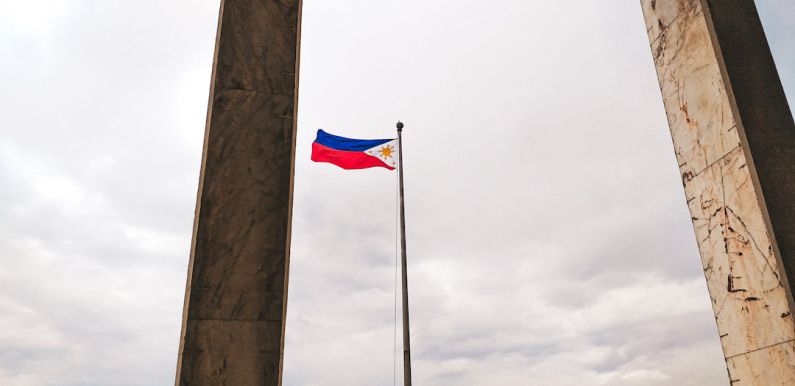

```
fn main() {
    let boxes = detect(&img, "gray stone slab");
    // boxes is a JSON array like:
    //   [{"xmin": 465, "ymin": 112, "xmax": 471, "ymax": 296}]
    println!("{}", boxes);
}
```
[
  {"xmin": 175, "ymin": 0, "xmax": 301, "ymax": 385},
  {"xmin": 179, "ymin": 320, "xmax": 283, "ymax": 385},
  {"xmin": 642, "ymin": 0, "xmax": 795, "ymax": 383}
]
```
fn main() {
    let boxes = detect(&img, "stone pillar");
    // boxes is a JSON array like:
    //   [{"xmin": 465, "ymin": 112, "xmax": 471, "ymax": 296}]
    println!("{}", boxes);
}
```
[
  {"xmin": 175, "ymin": 0, "xmax": 301, "ymax": 385},
  {"xmin": 641, "ymin": 0, "xmax": 795, "ymax": 383}
]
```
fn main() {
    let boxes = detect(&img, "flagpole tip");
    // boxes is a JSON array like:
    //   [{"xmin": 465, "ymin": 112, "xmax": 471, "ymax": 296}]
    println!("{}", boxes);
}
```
[{"xmin": 396, "ymin": 121, "xmax": 404, "ymax": 131}]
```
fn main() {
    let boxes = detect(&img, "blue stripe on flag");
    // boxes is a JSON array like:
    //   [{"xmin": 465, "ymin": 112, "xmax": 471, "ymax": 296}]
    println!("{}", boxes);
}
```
[{"xmin": 314, "ymin": 129, "xmax": 394, "ymax": 151}]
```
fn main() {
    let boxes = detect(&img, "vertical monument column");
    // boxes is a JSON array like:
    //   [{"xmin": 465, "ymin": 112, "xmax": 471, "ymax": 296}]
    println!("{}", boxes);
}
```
[
  {"xmin": 175, "ymin": 0, "xmax": 301, "ymax": 385},
  {"xmin": 641, "ymin": 0, "xmax": 795, "ymax": 383}
]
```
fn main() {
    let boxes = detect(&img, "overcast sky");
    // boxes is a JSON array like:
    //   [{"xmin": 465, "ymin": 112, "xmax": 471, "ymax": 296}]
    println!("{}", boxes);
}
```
[{"xmin": 1, "ymin": 1, "xmax": 793, "ymax": 385}]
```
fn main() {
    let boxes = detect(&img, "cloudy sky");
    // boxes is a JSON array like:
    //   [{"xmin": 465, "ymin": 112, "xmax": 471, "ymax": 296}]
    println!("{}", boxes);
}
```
[{"xmin": 1, "ymin": 1, "xmax": 793, "ymax": 385}]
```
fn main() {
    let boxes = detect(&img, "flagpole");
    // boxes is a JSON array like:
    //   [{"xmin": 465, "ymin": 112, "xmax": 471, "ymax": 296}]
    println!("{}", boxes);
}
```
[{"xmin": 396, "ymin": 121, "xmax": 412, "ymax": 386}]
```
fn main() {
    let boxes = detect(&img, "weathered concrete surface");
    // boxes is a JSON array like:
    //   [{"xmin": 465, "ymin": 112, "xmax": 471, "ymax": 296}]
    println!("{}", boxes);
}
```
[
  {"xmin": 642, "ymin": 0, "xmax": 795, "ymax": 384},
  {"xmin": 175, "ymin": 1, "xmax": 301, "ymax": 385}
]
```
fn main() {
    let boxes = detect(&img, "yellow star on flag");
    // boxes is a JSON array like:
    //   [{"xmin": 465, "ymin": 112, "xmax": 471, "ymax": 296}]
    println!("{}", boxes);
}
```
[{"xmin": 379, "ymin": 145, "xmax": 394, "ymax": 159}]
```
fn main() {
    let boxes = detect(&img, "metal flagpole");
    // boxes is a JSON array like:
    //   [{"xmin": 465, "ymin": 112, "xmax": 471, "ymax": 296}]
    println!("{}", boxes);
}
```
[{"xmin": 396, "ymin": 121, "xmax": 412, "ymax": 386}]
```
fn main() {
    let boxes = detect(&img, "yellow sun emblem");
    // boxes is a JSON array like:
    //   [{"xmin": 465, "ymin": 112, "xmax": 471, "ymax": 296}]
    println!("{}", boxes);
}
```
[{"xmin": 379, "ymin": 145, "xmax": 394, "ymax": 159}]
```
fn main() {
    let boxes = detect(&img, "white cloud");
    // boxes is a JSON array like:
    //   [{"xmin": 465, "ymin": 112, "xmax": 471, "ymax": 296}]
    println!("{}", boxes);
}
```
[{"xmin": 1, "ymin": 0, "xmax": 792, "ymax": 385}]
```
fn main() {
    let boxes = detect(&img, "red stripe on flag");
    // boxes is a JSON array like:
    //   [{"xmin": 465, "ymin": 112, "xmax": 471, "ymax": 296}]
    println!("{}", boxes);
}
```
[{"xmin": 311, "ymin": 142, "xmax": 395, "ymax": 170}]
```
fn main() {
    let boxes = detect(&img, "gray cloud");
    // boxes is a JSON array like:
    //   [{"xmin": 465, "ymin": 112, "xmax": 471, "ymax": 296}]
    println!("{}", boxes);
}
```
[
  {"xmin": 1, "ymin": 0, "xmax": 793, "ymax": 385},
  {"xmin": 0, "ymin": 1, "xmax": 218, "ymax": 385}
]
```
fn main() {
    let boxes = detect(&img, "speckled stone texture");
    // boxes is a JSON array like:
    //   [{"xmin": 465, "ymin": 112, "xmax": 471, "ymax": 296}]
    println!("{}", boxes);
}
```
[
  {"xmin": 642, "ymin": 0, "xmax": 795, "ymax": 384},
  {"xmin": 175, "ymin": 1, "xmax": 301, "ymax": 385}
]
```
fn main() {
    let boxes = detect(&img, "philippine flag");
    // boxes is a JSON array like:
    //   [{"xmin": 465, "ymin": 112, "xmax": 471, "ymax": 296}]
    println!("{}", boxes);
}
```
[{"xmin": 311, "ymin": 129, "xmax": 398, "ymax": 170}]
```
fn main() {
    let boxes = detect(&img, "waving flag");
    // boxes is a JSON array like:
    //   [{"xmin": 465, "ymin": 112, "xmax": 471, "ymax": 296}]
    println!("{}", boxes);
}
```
[
  {"xmin": 310, "ymin": 122, "xmax": 414, "ymax": 383},
  {"xmin": 311, "ymin": 129, "xmax": 398, "ymax": 170}
]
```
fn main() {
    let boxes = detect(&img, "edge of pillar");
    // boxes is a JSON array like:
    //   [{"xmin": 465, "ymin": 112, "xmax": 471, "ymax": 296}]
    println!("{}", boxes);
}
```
[{"xmin": 277, "ymin": 1, "xmax": 302, "ymax": 385}]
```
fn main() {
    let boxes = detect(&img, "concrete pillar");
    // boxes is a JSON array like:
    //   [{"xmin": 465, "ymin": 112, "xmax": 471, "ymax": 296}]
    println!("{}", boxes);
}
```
[
  {"xmin": 641, "ymin": 0, "xmax": 795, "ymax": 383},
  {"xmin": 175, "ymin": 0, "xmax": 301, "ymax": 385}
]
